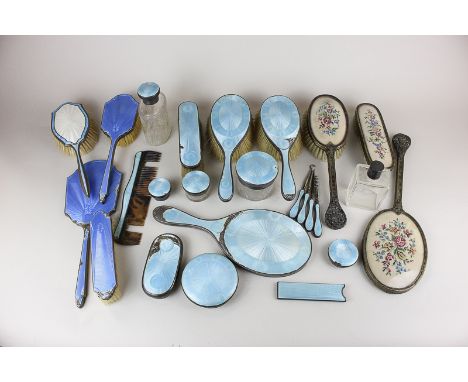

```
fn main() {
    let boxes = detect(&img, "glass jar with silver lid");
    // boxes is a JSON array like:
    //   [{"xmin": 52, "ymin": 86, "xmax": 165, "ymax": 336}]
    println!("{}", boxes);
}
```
[
  {"xmin": 182, "ymin": 170, "xmax": 210, "ymax": 202},
  {"xmin": 148, "ymin": 177, "xmax": 171, "ymax": 201},
  {"xmin": 235, "ymin": 151, "xmax": 278, "ymax": 201}
]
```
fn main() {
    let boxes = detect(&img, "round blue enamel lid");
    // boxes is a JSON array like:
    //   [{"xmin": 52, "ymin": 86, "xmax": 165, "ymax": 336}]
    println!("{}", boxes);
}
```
[
  {"xmin": 182, "ymin": 253, "xmax": 238, "ymax": 308},
  {"xmin": 182, "ymin": 170, "xmax": 210, "ymax": 195},
  {"xmin": 236, "ymin": 151, "xmax": 278, "ymax": 189},
  {"xmin": 137, "ymin": 82, "xmax": 160, "ymax": 105},
  {"xmin": 328, "ymin": 239, "xmax": 359, "ymax": 267},
  {"xmin": 148, "ymin": 177, "xmax": 171, "ymax": 200}
]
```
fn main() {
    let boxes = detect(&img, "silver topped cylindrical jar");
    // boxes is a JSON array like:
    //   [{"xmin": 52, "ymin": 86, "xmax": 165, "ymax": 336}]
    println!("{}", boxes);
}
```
[
  {"xmin": 182, "ymin": 170, "xmax": 210, "ymax": 202},
  {"xmin": 235, "ymin": 151, "xmax": 278, "ymax": 201}
]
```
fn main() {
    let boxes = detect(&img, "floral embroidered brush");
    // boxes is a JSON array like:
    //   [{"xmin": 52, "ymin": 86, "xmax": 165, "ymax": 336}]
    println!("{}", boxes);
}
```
[{"xmin": 302, "ymin": 94, "xmax": 348, "ymax": 230}]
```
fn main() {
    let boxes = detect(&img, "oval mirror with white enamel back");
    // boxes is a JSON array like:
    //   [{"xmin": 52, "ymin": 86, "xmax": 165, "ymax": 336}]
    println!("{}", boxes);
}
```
[{"xmin": 51, "ymin": 102, "xmax": 91, "ymax": 196}]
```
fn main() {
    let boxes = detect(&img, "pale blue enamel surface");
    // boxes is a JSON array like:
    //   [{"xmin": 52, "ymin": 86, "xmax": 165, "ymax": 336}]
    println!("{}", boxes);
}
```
[
  {"xmin": 297, "ymin": 194, "xmax": 310, "ymax": 224},
  {"xmin": 260, "ymin": 96, "xmax": 299, "ymax": 200},
  {"xmin": 223, "ymin": 210, "xmax": 311, "ymax": 275},
  {"xmin": 182, "ymin": 253, "xmax": 238, "ymax": 307},
  {"xmin": 114, "ymin": 151, "xmax": 142, "ymax": 238},
  {"xmin": 179, "ymin": 102, "xmax": 201, "ymax": 168},
  {"xmin": 260, "ymin": 96, "xmax": 300, "ymax": 149},
  {"xmin": 289, "ymin": 190, "xmax": 304, "ymax": 219},
  {"xmin": 211, "ymin": 95, "xmax": 251, "ymax": 202},
  {"xmin": 236, "ymin": 151, "xmax": 278, "ymax": 187},
  {"xmin": 137, "ymin": 82, "xmax": 160, "ymax": 98},
  {"xmin": 148, "ymin": 178, "xmax": 171, "ymax": 198},
  {"xmin": 161, "ymin": 208, "xmax": 227, "ymax": 241},
  {"xmin": 313, "ymin": 203, "xmax": 322, "ymax": 237},
  {"xmin": 182, "ymin": 170, "xmax": 210, "ymax": 194},
  {"xmin": 143, "ymin": 236, "xmax": 181, "ymax": 297},
  {"xmin": 277, "ymin": 282, "xmax": 346, "ymax": 302},
  {"xmin": 155, "ymin": 207, "xmax": 312, "ymax": 276},
  {"xmin": 328, "ymin": 239, "xmax": 358, "ymax": 267}
]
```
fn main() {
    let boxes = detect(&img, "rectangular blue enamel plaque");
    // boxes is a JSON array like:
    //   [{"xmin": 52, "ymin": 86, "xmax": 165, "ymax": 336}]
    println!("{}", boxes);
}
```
[{"xmin": 277, "ymin": 282, "xmax": 346, "ymax": 302}]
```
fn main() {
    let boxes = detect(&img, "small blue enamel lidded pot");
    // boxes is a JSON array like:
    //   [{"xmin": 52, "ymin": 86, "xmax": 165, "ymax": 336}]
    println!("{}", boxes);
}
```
[
  {"xmin": 148, "ymin": 177, "xmax": 171, "ymax": 201},
  {"xmin": 328, "ymin": 239, "xmax": 359, "ymax": 268},
  {"xmin": 182, "ymin": 170, "xmax": 210, "ymax": 202},
  {"xmin": 235, "ymin": 151, "xmax": 278, "ymax": 201}
]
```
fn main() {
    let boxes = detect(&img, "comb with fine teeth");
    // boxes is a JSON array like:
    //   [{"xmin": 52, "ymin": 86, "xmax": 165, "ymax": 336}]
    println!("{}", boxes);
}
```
[{"xmin": 114, "ymin": 151, "xmax": 161, "ymax": 245}]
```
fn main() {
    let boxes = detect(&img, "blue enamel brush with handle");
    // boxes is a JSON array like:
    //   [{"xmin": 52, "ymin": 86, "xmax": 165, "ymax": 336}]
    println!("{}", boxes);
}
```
[{"xmin": 99, "ymin": 94, "xmax": 138, "ymax": 202}]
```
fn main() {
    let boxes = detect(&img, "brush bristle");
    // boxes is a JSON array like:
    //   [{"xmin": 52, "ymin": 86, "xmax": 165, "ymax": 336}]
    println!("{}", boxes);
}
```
[
  {"xmin": 117, "ymin": 116, "xmax": 141, "ymax": 147},
  {"xmin": 101, "ymin": 285, "xmax": 121, "ymax": 305},
  {"xmin": 300, "ymin": 112, "xmax": 345, "ymax": 160},
  {"xmin": 101, "ymin": 251, "xmax": 122, "ymax": 305},
  {"xmin": 181, "ymin": 162, "xmax": 204, "ymax": 177},
  {"xmin": 207, "ymin": 117, "xmax": 253, "ymax": 162},
  {"xmin": 55, "ymin": 118, "xmax": 100, "ymax": 156},
  {"xmin": 255, "ymin": 112, "xmax": 302, "ymax": 161}
]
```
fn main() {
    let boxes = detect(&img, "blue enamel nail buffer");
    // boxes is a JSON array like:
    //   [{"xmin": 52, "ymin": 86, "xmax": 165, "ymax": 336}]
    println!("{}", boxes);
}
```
[{"xmin": 277, "ymin": 282, "xmax": 346, "ymax": 302}]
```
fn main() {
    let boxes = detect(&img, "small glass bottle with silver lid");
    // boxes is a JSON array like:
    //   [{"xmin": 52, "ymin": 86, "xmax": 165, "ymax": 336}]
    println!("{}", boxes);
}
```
[
  {"xmin": 235, "ymin": 151, "xmax": 278, "ymax": 201},
  {"xmin": 137, "ymin": 82, "xmax": 171, "ymax": 146},
  {"xmin": 346, "ymin": 160, "xmax": 391, "ymax": 211}
]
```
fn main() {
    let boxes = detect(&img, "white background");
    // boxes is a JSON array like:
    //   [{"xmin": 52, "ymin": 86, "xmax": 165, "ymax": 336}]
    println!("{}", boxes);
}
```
[{"xmin": 1, "ymin": 36, "xmax": 467, "ymax": 346}]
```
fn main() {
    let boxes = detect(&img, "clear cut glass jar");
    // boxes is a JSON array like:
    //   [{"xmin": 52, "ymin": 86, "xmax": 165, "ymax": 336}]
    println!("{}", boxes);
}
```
[
  {"xmin": 346, "ymin": 161, "xmax": 391, "ymax": 211},
  {"xmin": 137, "ymin": 82, "xmax": 171, "ymax": 146}
]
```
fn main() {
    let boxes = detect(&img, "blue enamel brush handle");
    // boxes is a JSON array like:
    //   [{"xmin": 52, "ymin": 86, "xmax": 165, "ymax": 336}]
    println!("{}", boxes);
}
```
[
  {"xmin": 289, "ymin": 190, "xmax": 304, "ymax": 219},
  {"xmin": 280, "ymin": 149, "xmax": 296, "ymax": 201},
  {"xmin": 154, "ymin": 206, "xmax": 227, "ymax": 242},
  {"xmin": 305, "ymin": 199, "xmax": 314, "ymax": 232},
  {"xmin": 75, "ymin": 227, "xmax": 89, "ymax": 308},
  {"xmin": 90, "ymin": 212, "xmax": 117, "ymax": 300},
  {"xmin": 73, "ymin": 144, "xmax": 90, "ymax": 198},
  {"xmin": 99, "ymin": 141, "xmax": 117, "ymax": 203},
  {"xmin": 313, "ymin": 203, "xmax": 323, "ymax": 238},
  {"xmin": 219, "ymin": 152, "xmax": 234, "ymax": 202},
  {"xmin": 297, "ymin": 194, "xmax": 310, "ymax": 224}
]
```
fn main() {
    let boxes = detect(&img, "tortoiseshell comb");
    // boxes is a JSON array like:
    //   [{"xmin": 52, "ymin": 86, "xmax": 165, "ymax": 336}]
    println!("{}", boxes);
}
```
[{"xmin": 114, "ymin": 151, "xmax": 161, "ymax": 245}]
